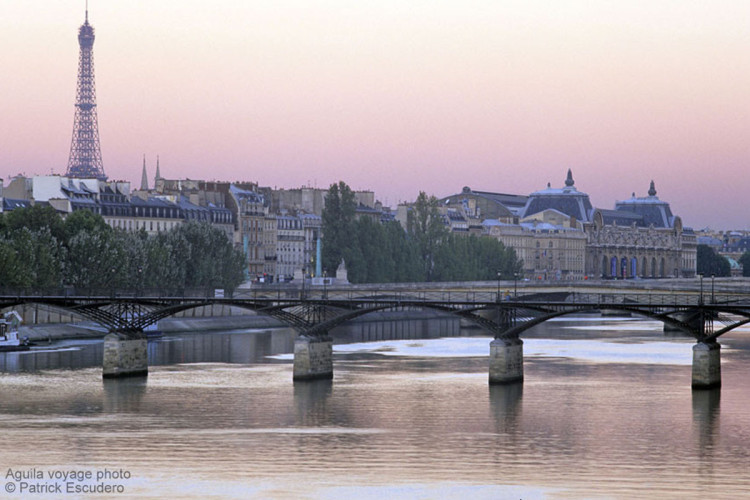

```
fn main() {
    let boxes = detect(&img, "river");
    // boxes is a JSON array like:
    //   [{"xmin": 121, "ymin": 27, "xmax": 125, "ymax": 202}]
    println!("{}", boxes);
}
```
[{"xmin": 1, "ymin": 315, "xmax": 749, "ymax": 499}]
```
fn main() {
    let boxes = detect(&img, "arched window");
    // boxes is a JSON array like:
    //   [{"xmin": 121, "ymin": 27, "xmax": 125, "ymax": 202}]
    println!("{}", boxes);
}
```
[{"xmin": 601, "ymin": 255, "xmax": 608, "ymax": 278}]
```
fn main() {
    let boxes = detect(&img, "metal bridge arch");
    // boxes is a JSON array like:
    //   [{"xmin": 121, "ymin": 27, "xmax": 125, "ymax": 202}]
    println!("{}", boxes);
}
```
[{"xmin": 5, "ymin": 294, "xmax": 750, "ymax": 344}]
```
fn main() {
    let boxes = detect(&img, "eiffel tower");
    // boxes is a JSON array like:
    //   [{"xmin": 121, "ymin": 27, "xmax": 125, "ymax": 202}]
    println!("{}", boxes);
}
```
[{"xmin": 65, "ymin": 5, "xmax": 107, "ymax": 180}]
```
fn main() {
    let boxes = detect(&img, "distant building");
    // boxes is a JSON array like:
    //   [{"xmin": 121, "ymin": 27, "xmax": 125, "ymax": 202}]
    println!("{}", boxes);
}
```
[
  {"xmin": 229, "ymin": 184, "xmax": 268, "ymax": 279},
  {"xmin": 437, "ymin": 170, "xmax": 697, "ymax": 279}
]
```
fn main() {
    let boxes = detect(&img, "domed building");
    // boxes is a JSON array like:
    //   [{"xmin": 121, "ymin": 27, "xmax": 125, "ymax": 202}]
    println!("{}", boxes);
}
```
[
  {"xmin": 521, "ymin": 172, "xmax": 696, "ymax": 279},
  {"xmin": 437, "ymin": 171, "xmax": 696, "ymax": 280},
  {"xmin": 522, "ymin": 169, "xmax": 594, "ymax": 224},
  {"xmin": 586, "ymin": 180, "xmax": 696, "ymax": 278}
]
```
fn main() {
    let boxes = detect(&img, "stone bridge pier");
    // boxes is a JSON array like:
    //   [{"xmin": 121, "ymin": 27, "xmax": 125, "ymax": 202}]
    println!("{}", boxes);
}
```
[
  {"xmin": 489, "ymin": 337, "xmax": 524, "ymax": 385},
  {"xmin": 692, "ymin": 341, "xmax": 721, "ymax": 389},
  {"xmin": 293, "ymin": 335, "xmax": 333, "ymax": 381},
  {"xmin": 102, "ymin": 333, "xmax": 148, "ymax": 378}
]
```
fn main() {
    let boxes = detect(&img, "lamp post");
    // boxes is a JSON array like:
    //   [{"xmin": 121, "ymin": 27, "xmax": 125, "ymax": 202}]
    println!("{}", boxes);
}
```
[
  {"xmin": 323, "ymin": 268, "xmax": 328, "ymax": 300},
  {"xmin": 698, "ymin": 273, "xmax": 704, "ymax": 306},
  {"xmin": 496, "ymin": 271, "xmax": 501, "ymax": 302},
  {"xmin": 301, "ymin": 267, "xmax": 306, "ymax": 300},
  {"xmin": 514, "ymin": 272, "xmax": 519, "ymax": 299},
  {"xmin": 711, "ymin": 274, "xmax": 715, "ymax": 303}
]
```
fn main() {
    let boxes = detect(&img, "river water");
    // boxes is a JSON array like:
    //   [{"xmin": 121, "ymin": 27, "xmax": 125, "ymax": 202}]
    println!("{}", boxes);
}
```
[{"xmin": 1, "ymin": 315, "xmax": 750, "ymax": 499}]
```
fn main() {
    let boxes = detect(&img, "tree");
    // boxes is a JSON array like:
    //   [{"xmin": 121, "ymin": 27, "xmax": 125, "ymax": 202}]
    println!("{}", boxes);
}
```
[
  {"xmin": 3, "ymin": 205, "xmax": 65, "ymax": 242},
  {"xmin": 384, "ymin": 221, "xmax": 424, "ymax": 282},
  {"xmin": 63, "ymin": 209, "xmax": 112, "ymax": 242},
  {"xmin": 169, "ymin": 221, "xmax": 246, "ymax": 291},
  {"xmin": 740, "ymin": 251, "xmax": 750, "ymax": 277},
  {"xmin": 321, "ymin": 181, "xmax": 357, "ymax": 275},
  {"xmin": 696, "ymin": 244, "xmax": 730, "ymax": 277},
  {"xmin": 407, "ymin": 192, "xmax": 448, "ymax": 280},
  {"xmin": 64, "ymin": 230, "xmax": 127, "ymax": 289},
  {"xmin": 431, "ymin": 234, "xmax": 522, "ymax": 282},
  {"xmin": 350, "ymin": 217, "xmax": 394, "ymax": 283}
]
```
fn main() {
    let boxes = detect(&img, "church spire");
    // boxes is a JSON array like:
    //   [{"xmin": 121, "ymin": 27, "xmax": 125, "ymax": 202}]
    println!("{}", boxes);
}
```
[
  {"xmin": 648, "ymin": 180, "xmax": 657, "ymax": 197},
  {"xmin": 140, "ymin": 154, "xmax": 149, "ymax": 190},
  {"xmin": 565, "ymin": 168, "xmax": 575, "ymax": 187}
]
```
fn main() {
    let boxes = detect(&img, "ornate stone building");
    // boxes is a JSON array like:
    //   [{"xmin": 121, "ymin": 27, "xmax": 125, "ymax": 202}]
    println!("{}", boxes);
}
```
[
  {"xmin": 441, "ymin": 170, "xmax": 697, "ymax": 280},
  {"xmin": 584, "ymin": 182, "xmax": 696, "ymax": 278},
  {"xmin": 522, "ymin": 172, "xmax": 696, "ymax": 279}
]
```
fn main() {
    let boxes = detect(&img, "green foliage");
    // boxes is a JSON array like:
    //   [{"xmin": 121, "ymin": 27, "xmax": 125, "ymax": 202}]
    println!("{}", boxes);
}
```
[
  {"xmin": 321, "ymin": 181, "xmax": 357, "ymax": 274},
  {"xmin": 740, "ymin": 251, "xmax": 750, "ymax": 277},
  {"xmin": 3, "ymin": 205, "xmax": 65, "ymax": 241},
  {"xmin": 696, "ymin": 244, "xmax": 731, "ymax": 277},
  {"xmin": 171, "ymin": 222, "xmax": 246, "ymax": 291},
  {"xmin": 322, "ymin": 184, "xmax": 522, "ymax": 284},
  {"xmin": 64, "ymin": 209, "xmax": 112, "ymax": 241},
  {"xmin": 64, "ymin": 230, "xmax": 128, "ymax": 289},
  {"xmin": 0, "ymin": 208, "xmax": 245, "ymax": 293},
  {"xmin": 407, "ymin": 192, "xmax": 448, "ymax": 280},
  {"xmin": 432, "ymin": 234, "xmax": 521, "ymax": 282}
]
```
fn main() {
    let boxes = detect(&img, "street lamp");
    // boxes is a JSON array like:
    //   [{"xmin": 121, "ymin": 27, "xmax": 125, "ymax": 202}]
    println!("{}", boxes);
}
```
[
  {"xmin": 698, "ymin": 273, "xmax": 704, "ymax": 306},
  {"xmin": 711, "ymin": 274, "xmax": 715, "ymax": 303},
  {"xmin": 323, "ymin": 268, "xmax": 328, "ymax": 299},
  {"xmin": 496, "ymin": 271, "xmax": 501, "ymax": 302},
  {"xmin": 514, "ymin": 272, "xmax": 519, "ymax": 299}
]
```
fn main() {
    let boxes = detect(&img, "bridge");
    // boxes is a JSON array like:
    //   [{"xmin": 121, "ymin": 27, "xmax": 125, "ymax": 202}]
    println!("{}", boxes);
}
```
[{"xmin": 3, "ymin": 284, "xmax": 750, "ymax": 389}]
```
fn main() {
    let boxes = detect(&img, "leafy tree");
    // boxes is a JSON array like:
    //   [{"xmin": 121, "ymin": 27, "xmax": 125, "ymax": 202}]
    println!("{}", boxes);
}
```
[
  {"xmin": 385, "ymin": 221, "xmax": 424, "ymax": 282},
  {"xmin": 0, "ymin": 238, "xmax": 24, "ymax": 288},
  {"xmin": 64, "ymin": 209, "xmax": 112, "ymax": 242},
  {"xmin": 64, "ymin": 230, "xmax": 127, "ymax": 289},
  {"xmin": 3, "ymin": 205, "xmax": 65, "ymax": 241},
  {"xmin": 739, "ymin": 251, "xmax": 750, "ymax": 277},
  {"xmin": 351, "ymin": 217, "xmax": 394, "ymax": 283},
  {"xmin": 696, "ymin": 244, "xmax": 730, "ymax": 277},
  {"xmin": 321, "ymin": 181, "xmax": 357, "ymax": 275},
  {"xmin": 169, "ymin": 221, "xmax": 246, "ymax": 291},
  {"xmin": 0, "ymin": 206, "xmax": 245, "ymax": 293},
  {"xmin": 407, "ymin": 192, "xmax": 448, "ymax": 280}
]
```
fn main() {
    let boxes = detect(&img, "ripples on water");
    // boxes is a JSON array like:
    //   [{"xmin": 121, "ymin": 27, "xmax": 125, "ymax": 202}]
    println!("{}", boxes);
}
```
[{"xmin": 0, "ymin": 317, "xmax": 749, "ymax": 498}]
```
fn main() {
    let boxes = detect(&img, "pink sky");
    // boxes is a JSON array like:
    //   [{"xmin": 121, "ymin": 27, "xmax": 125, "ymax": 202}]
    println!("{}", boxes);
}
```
[{"xmin": 1, "ymin": 1, "xmax": 749, "ymax": 229}]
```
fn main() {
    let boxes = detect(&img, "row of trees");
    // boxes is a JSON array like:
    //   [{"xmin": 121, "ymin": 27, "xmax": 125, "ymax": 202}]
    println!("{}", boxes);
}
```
[
  {"xmin": 0, "ymin": 205, "xmax": 246, "ymax": 292},
  {"xmin": 321, "ymin": 182, "xmax": 522, "ymax": 283}
]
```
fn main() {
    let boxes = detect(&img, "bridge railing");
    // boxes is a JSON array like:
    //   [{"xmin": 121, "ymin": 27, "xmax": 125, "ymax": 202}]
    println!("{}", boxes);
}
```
[{"xmin": 2, "ymin": 287, "xmax": 750, "ymax": 309}]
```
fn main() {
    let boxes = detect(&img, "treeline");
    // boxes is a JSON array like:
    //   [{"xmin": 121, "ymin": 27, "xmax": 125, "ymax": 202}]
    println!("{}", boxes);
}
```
[
  {"xmin": 321, "ymin": 182, "xmax": 522, "ymax": 283},
  {"xmin": 0, "ymin": 205, "xmax": 245, "ymax": 292}
]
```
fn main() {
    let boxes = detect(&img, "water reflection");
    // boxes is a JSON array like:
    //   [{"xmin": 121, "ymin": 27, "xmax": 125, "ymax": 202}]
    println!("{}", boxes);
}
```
[
  {"xmin": 692, "ymin": 388, "xmax": 721, "ymax": 459},
  {"xmin": 0, "ymin": 329, "xmax": 298, "ymax": 373},
  {"xmin": 102, "ymin": 377, "xmax": 148, "ymax": 414},
  {"xmin": 294, "ymin": 379, "xmax": 333, "ymax": 426},
  {"xmin": 488, "ymin": 382, "xmax": 523, "ymax": 435},
  {"xmin": 0, "ymin": 343, "xmax": 103, "ymax": 371}
]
